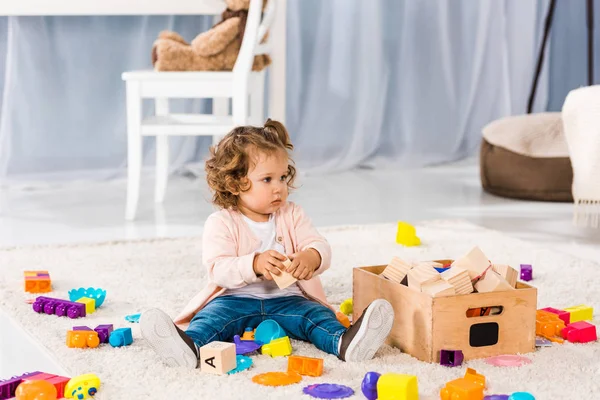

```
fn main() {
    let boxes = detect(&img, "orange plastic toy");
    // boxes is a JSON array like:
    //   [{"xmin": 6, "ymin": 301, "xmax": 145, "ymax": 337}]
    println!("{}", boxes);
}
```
[
  {"xmin": 24, "ymin": 271, "xmax": 52, "ymax": 293},
  {"xmin": 440, "ymin": 368, "xmax": 485, "ymax": 400},
  {"xmin": 464, "ymin": 368, "xmax": 485, "ymax": 387},
  {"xmin": 252, "ymin": 372, "xmax": 302, "ymax": 386},
  {"xmin": 15, "ymin": 380, "xmax": 57, "ymax": 400},
  {"xmin": 336, "ymin": 312, "xmax": 351, "ymax": 328},
  {"xmin": 66, "ymin": 330, "xmax": 100, "ymax": 348},
  {"xmin": 288, "ymin": 355, "xmax": 324, "ymax": 377},
  {"xmin": 536, "ymin": 310, "xmax": 565, "ymax": 343}
]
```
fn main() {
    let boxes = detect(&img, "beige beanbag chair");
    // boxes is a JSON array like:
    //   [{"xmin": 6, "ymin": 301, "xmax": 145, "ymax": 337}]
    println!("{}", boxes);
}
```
[{"xmin": 480, "ymin": 112, "xmax": 573, "ymax": 202}]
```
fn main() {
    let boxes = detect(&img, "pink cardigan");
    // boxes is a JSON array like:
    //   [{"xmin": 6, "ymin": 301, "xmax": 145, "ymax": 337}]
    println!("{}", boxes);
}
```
[{"xmin": 174, "ymin": 201, "xmax": 334, "ymax": 328}]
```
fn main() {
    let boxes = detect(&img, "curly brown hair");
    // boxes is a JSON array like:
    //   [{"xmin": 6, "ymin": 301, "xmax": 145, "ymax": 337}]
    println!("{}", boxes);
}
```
[{"xmin": 205, "ymin": 119, "xmax": 297, "ymax": 209}]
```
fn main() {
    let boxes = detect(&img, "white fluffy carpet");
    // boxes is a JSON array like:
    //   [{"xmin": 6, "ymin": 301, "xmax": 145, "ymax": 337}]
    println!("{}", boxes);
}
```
[{"xmin": 1, "ymin": 220, "xmax": 599, "ymax": 399}]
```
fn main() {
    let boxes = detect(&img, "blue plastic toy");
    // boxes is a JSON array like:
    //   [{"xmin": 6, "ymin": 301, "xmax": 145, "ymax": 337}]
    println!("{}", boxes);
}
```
[
  {"xmin": 125, "ymin": 313, "xmax": 141, "ymax": 323},
  {"xmin": 68, "ymin": 287, "xmax": 107, "ymax": 308},
  {"xmin": 109, "ymin": 327, "xmax": 133, "ymax": 347},
  {"xmin": 509, "ymin": 393, "xmax": 535, "ymax": 400},
  {"xmin": 233, "ymin": 335, "xmax": 261, "ymax": 355},
  {"xmin": 254, "ymin": 319, "xmax": 285, "ymax": 344},
  {"xmin": 227, "ymin": 355, "xmax": 253, "ymax": 375},
  {"xmin": 361, "ymin": 372, "xmax": 381, "ymax": 400}
]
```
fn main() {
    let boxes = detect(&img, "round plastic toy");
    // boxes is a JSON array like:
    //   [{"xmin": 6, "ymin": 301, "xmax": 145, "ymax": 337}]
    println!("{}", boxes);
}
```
[
  {"xmin": 15, "ymin": 380, "xmax": 57, "ymax": 400},
  {"xmin": 484, "ymin": 396, "xmax": 510, "ymax": 400},
  {"xmin": 227, "ymin": 355, "xmax": 253, "ymax": 375},
  {"xmin": 125, "ymin": 313, "xmax": 141, "ymax": 323},
  {"xmin": 509, "ymin": 393, "xmax": 535, "ymax": 400},
  {"xmin": 303, "ymin": 384, "xmax": 354, "ymax": 399},
  {"xmin": 252, "ymin": 372, "xmax": 301, "ymax": 386},
  {"xmin": 361, "ymin": 371, "xmax": 381, "ymax": 400},
  {"xmin": 64, "ymin": 373, "xmax": 101, "ymax": 399},
  {"xmin": 68, "ymin": 287, "xmax": 106, "ymax": 308},
  {"xmin": 254, "ymin": 319, "xmax": 285, "ymax": 344},
  {"xmin": 340, "ymin": 298, "xmax": 353, "ymax": 316},
  {"xmin": 485, "ymin": 355, "xmax": 532, "ymax": 367},
  {"xmin": 233, "ymin": 335, "xmax": 261, "ymax": 355}
]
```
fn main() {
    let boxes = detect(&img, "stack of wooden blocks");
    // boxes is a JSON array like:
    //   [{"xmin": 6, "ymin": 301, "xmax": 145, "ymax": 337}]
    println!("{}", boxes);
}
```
[{"xmin": 381, "ymin": 246, "xmax": 519, "ymax": 297}]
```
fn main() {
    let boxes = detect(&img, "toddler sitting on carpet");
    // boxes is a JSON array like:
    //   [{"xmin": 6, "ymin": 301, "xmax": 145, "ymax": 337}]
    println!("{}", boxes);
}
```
[{"xmin": 140, "ymin": 119, "xmax": 394, "ymax": 368}]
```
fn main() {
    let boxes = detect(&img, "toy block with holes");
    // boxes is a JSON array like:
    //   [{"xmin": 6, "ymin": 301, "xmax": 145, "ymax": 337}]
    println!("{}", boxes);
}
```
[
  {"xmin": 451, "ymin": 246, "xmax": 492, "ymax": 281},
  {"xmin": 421, "ymin": 280, "xmax": 455, "ymax": 297},
  {"xmin": 440, "ymin": 267, "xmax": 474, "ymax": 295},
  {"xmin": 440, "ymin": 349, "xmax": 464, "ymax": 367},
  {"xmin": 272, "ymin": 258, "xmax": 297, "ymax": 289},
  {"xmin": 287, "ymin": 355, "xmax": 323, "ymax": 377},
  {"xmin": 67, "ymin": 329, "xmax": 100, "ymax": 348},
  {"xmin": 563, "ymin": 304, "xmax": 593, "ymax": 323},
  {"xmin": 381, "ymin": 257, "xmax": 413, "ymax": 284},
  {"xmin": 2, "ymin": 371, "xmax": 71, "ymax": 400},
  {"xmin": 200, "ymin": 341, "xmax": 237, "ymax": 375},
  {"xmin": 94, "ymin": 324, "xmax": 114, "ymax": 344},
  {"xmin": 76, "ymin": 297, "xmax": 96, "ymax": 314},
  {"xmin": 474, "ymin": 270, "xmax": 515, "ymax": 293},
  {"xmin": 407, "ymin": 263, "xmax": 440, "ymax": 291},
  {"xmin": 492, "ymin": 264, "xmax": 518, "ymax": 287},
  {"xmin": 536, "ymin": 310, "xmax": 565, "ymax": 343},
  {"xmin": 561, "ymin": 321, "xmax": 597, "ymax": 343},
  {"xmin": 440, "ymin": 368, "xmax": 485, "ymax": 400},
  {"xmin": 32, "ymin": 296, "xmax": 86, "ymax": 319},
  {"xmin": 540, "ymin": 307, "xmax": 570, "ymax": 325},
  {"xmin": 23, "ymin": 270, "xmax": 52, "ymax": 293}
]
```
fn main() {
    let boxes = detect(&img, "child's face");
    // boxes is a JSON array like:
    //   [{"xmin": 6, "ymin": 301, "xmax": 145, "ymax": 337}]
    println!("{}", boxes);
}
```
[{"xmin": 238, "ymin": 149, "xmax": 289, "ymax": 222}]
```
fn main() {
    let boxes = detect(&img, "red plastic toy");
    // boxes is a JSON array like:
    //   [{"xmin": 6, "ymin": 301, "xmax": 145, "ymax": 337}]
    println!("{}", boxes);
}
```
[{"xmin": 561, "ymin": 321, "xmax": 597, "ymax": 343}]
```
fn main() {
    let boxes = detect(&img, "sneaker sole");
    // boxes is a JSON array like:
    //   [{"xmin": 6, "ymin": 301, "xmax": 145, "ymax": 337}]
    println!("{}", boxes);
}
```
[
  {"xmin": 140, "ymin": 308, "xmax": 198, "ymax": 369},
  {"xmin": 343, "ymin": 299, "xmax": 394, "ymax": 362}
]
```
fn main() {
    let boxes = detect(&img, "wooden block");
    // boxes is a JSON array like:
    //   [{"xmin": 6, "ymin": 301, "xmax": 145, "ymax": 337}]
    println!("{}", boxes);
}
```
[
  {"xmin": 421, "ymin": 280, "xmax": 456, "ymax": 297},
  {"xmin": 382, "ymin": 257, "xmax": 413, "ymax": 283},
  {"xmin": 440, "ymin": 267, "xmax": 474, "ymax": 295},
  {"xmin": 492, "ymin": 264, "xmax": 518, "ymax": 287},
  {"xmin": 417, "ymin": 261, "xmax": 443, "ymax": 269},
  {"xmin": 451, "ymin": 246, "xmax": 491, "ymax": 281},
  {"xmin": 272, "ymin": 259, "xmax": 298, "ymax": 289},
  {"xmin": 474, "ymin": 271, "xmax": 515, "ymax": 293},
  {"xmin": 200, "ymin": 341, "xmax": 236, "ymax": 375},
  {"xmin": 407, "ymin": 264, "xmax": 440, "ymax": 291}
]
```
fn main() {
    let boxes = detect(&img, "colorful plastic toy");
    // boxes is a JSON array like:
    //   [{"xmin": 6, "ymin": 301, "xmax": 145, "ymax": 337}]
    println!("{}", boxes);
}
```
[
  {"xmin": 440, "ymin": 379, "xmax": 483, "ymax": 400},
  {"xmin": 0, "ymin": 372, "xmax": 42, "ymax": 400},
  {"xmin": 233, "ymin": 335, "xmax": 261, "ymax": 355},
  {"xmin": 303, "ymin": 384, "xmax": 354, "ymax": 399},
  {"xmin": 124, "ymin": 313, "xmax": 140, "ymax": 323},
  {"xmin": 536, "ymin": 310, "xmax": 565, "ymax": 343},
  {"xmin": 535, "ymin": 337, "xmax": 552, "ymax": 347},
  {"xmin": 361, "ymin": 372, "xmax": 381, "ymax": 400},
  {"xmin": 94, "ymin": 325, "xmax": 113, "ymax": 344},
  {"xmin": 241, "ymin": 327, "xmax": 255, "ymax": 341},
  {"xmin": 64, "ymin": 374, "xmax": 100, "ymax": 399},
  {"xmin": 485, "ymin": 355, "xmax": 532, "ymax": 367},
  {"xmin": 262, "ymin": 336, "xmax": 292, "ymax": 357},
  {"xmin": 66, "ymin": 330, "xmax": 100, "ymax": 349},
  {"xmin": 108, "ymin": 327, "xmax": 133, "ymax": 347},
  {"xmin": 227, "ymin": 355, "xmax": 253, "ymax": 375},
  {"xmin": 561, "ymin": 321, "xmax": 597, "ymax": 343},
  {"xmin": 24, "ymin": 271, "xmax": 52, "ymax": 293},
  {"xmin": 540, "ymin": 307, "xmax": 570, "ymax": 324},
  {"xmin": 464, "ymin": 368, "xmax": 486, "ymax": 388},
  {"xmin": 519, "ymin": 264, "xmax": 532, "ymax": 281},
  {"xmin": 251, "ymin": 372, "xmax": 301, "ymax": 386},
  {"xmin": 377, "ymin": 373, "xmax": 418, "ymax": 400},
  {"xmin": 254, "ymin": 319, "xmax": 285, "ymax": 344},
  {"xmin": 0, "ymin": 372, "xmax": 70, "ymax": 400},
  {"xmin": 340, "ymin": 298, "xmax": 353, "ymax": 316},
  {"xmin": 287, "ymin": 355, "xmax": 323, "ymax": 377},
  {"xmin": 336, "ymin": 312, "xmax": 351, "ymax": 328},
  {"xmin": 484, "ymin": 396, "xmax": 509, "ymax": 400},
  {"xmin": 32, "ymin": 296, "xmax": 86, "ymax": 319},
  {"xmin": 508, "ymin": 393, "xmax": 535, "ymax": 400},
  {"xmin": 15, "ymin": 380, "xmax": 57, "ymax": 400},
  {"xmin": 395, "ymin": 222, "xmax": 421, "ymax": 247},
  {"xmin": 68, "ymin": 288, "xmax": 106, "ymax": 308},
  {"xmin": 440, "ymin": 349, "xmax": 464, "ymax": 367},
  {"xmin": 75, "ymin": 298, "xmax": 96, "ymax": 314},
  {"xmin": 563, "ymin": 304, "xmax": 593, "ymax": 323}
]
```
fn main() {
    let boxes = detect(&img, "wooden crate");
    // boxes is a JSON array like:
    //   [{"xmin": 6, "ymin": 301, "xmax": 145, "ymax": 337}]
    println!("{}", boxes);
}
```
[{"xmin": 353, "ymin": 265, "xmax": 537, "ymax": 363}]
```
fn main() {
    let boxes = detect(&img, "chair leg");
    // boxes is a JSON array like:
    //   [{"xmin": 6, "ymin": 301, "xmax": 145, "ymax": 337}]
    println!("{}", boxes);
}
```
[
  {"xmin": 125, "ymin": 81, "xmax": 143, "ymax": 221},
  {"xmin": 213, "ymin": 97, "xmax": 229, "ymax": 146},
  {"xmin": 232, "ymin": 92, "xmax": 250, "ymax": 128},
  {"xmin": 154, "ymin": 98, "xmax": 169, "ymax": 203},
  {"xmin": 250, "ymin": 74, "xmax": 265, "ymax": 125}
]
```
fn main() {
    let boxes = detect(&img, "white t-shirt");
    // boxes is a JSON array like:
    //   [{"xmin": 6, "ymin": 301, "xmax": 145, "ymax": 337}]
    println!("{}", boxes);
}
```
[{"xmin": 222, "ymin": 214, "xmax": 304, "ymax": 299}]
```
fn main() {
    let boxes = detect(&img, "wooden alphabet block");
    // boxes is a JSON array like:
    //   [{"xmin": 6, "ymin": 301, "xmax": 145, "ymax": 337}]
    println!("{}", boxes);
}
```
[
  {"xmin": 492, "ymin": 264, "xmax": 518, "ymax": 288},
  {"xmin": 440, "ymin": 267, "xmax": 474, "ymax": 295},
  {"xmin": 272, "ymin": 259, "xmax": 298, "ymax": 289},
  {"xmin": 474, "ymin": 271, "xmax": 514, "ymax": 293},
  {"xmin": 407, "ymin": 264, "xmax": 440, "ymax": 291},
  {"xmin": 451, "ymin": 246, "xmax": 491, "ymax": 281},
  {"xmin": 421, "ymin": 280, "xmax": 456, "ymax": 297},
  {"xmin": 382, "ymin": 257, "xmax": 413, "ymax": 283},
  {"xmin": 200, "ymin": 341, "xmax": 237, "ymax": 375}
]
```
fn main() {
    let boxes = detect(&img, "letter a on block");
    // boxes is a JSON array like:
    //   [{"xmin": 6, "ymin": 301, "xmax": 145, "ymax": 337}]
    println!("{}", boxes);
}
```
[
  {"xmin": 200, "ymin": 341, "xmax": 237, "ymax": 375},
  {"xmin": 205, "ymin": 357, "xmax": 216, "ymax": 368}
]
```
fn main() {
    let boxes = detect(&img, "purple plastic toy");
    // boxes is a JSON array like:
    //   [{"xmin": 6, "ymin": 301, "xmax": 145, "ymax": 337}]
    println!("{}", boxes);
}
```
[
  {"xmin": 73, "ymin": 326, "xmax": 92, "ymax": 331},
  {"xmin": 361, "ymin": 372, "xmax": 381, "ymax": 400},
  {"xmin": 303, "ymin": 384, "xmax": 354, "ymax": 399},
  {"xmin": 440, "ymin": 349, "xmax": 464, "ymax": 367},
  {"xmin": 520, "ymin": 264, "xmax": 533, "ymax": 281},
  {"xmin": 233, "ymin": 335, "xmax": 261, "ymax": 355},
  {"xmin": 0, "ymin": 371, "xmax": 42, "ymax": 400},
  {"xmin": 32, "ymin": 296, "xmax": 86, "ymax": 319},
  {"xmin": 95, "ymin": 324, "xmax": 114, "ymax": 344},
  {"xmin": 484, "ymin": 396, "xmax": 510, "ymax": 400}
]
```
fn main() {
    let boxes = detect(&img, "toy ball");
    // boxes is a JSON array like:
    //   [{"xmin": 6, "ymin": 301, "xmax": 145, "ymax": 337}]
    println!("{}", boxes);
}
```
[
  {"xmin": 68, "ymin": 288, "xmax": 106, "ymax": 308},
  {"xmin": 15, "ymin": 380, "xmax": 57, "ymax": 400}
]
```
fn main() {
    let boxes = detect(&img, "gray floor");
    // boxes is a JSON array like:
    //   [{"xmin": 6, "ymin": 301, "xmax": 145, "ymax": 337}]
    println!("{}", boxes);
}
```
[{"xmin": 1, "ymin": 160, "xmax": 599, "ymax": 261}]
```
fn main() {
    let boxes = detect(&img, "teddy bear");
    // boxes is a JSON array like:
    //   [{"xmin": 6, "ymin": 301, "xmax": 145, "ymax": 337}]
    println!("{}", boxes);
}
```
[{"xmin": 152, "ymin": 0, "xmax": 271, "ymax": 72}]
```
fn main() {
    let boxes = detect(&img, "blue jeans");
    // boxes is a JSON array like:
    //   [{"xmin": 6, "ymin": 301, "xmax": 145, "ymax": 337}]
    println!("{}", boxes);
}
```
[{"xmin": 185, "ymin": 295, "xmax": 347, "ymax": 356}]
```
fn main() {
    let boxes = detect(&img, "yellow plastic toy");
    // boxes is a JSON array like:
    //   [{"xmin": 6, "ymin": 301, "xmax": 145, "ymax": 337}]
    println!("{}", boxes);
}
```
[
  {"xmin": 564, "ymin": 304, "xmax": 593, "ymax": 323},
  {"xmin": 340, "ymin": 298, "xmax": 353, "ymax": 316},
  {"xmin": 64, "ymin": 374, "xmax": 101, "ymax": 399},
  {"xmin": 75, "ymin": 297, "xmax": 96, "ymax": 314},
  {"xmin": 377, "ymin": 373, "xmax": 418, "ymax": 400},
  {"xmin": 395, "ymin": 222, "xmax": 421, "ymax": 247},
  {"xmin": 262, "ymin": 336, "xmax": 292, "ymax": 357}
]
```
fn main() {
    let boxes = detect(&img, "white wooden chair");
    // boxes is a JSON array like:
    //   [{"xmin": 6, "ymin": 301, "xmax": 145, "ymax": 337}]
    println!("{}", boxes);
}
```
[{"xmin": 121, "ymin": 0, "xmax": 275, "ymax": 220}]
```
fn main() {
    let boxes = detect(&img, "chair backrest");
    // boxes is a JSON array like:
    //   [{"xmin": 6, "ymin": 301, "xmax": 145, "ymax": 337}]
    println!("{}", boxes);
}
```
[{"xmin": 233, "ymin": 0, "xmax": 276, "ymax": 76}]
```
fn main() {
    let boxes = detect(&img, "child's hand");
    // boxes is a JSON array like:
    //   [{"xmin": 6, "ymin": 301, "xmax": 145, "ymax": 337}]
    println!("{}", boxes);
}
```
[
  {"xmin": 253, "ymin": 250, "xmax": 287, "ymax": 280},
  {"xmin": 286, "ymin": 249, "xmax": 321, "ymax": 280}
]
